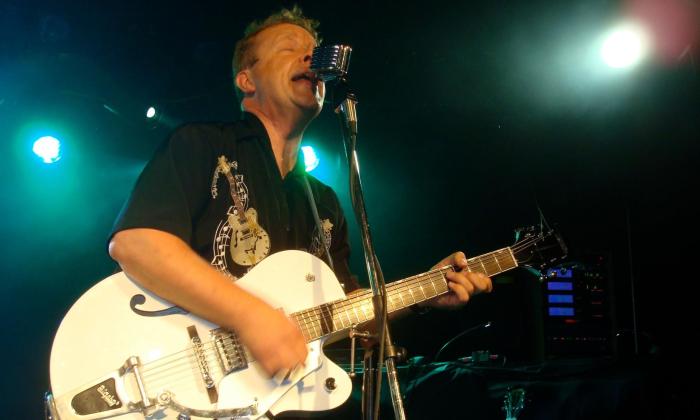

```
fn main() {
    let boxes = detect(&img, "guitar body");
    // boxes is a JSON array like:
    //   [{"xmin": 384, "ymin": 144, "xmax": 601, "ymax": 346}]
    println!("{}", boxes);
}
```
[
  {"xmin": 47, "ymin": 226, "xmax": 566, "ymax": 419},
  {"xmin": 48, "ymin": 250, "xmax": 352, "ymax": 419},
  {"xmin": 228, "ymin": 208, "xmax": 271, "ymax": 266}
]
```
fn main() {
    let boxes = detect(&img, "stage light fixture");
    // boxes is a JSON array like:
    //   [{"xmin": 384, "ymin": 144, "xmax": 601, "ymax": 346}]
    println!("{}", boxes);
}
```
[
  {"xmin": 146, "ymin": 106, "xmax": 157, "ymax": 119},
  {"xmin": 600, "ymin": 23, "xmax": 649, "ymax": 69},
  {"xmin": 302, "ymin": 145, "xmax": 319, "ymax": 172},
  {"xmin": 33, "ymin": 136, "xmax": 61, "ymax": 163}
]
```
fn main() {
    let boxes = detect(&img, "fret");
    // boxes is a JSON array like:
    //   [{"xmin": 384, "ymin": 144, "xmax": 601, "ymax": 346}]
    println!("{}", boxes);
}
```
[
  {"xmin": 309, "ymin": 316, "xmax": 320, "ymax": 339},
  {"xmin": 407, "ymin": 288, "xmax": 417, "ymax": 305},
  {"xmin": 360, "ymin": 303, "xmax": 371, "ymax": 320},
  {"xmin": 304, "ymin": 318, "xmax": 321, "ymax": 337},
  {"xmin": 341, "ymin": 309, "xmax": 352, "ymax": 328},
  {"xmin": 430, "ymin": 277, "xmax": 439, "ymax": 295},
  {"xmin": 299, "ymin": 323, "xmax": 311, "ymax": 341},
  {"xmin": 478, "ymin": 258, "xmax": 487, "ymax": 274},
  {"xmin": 359, "ymin": 304, "xmax": 368, "ymax": 321},
  {"xmin": 338, "ymin": 309, "xmax": 352, "ymax": 328},
  {"xmin": 350, "ymin": 305, "xmax": 359, "ymax": 323},
  {"xmin": 334, "ymin": 311, "xmax": 345, "ymax": 330},
  {"xmin": 331, "ymin": 313, "xmax": 342, "ymax": 330},
  {"xmin": 294, "ymin": 310, "xmax": 309, "ymax": 338},
  {"xmin": 418, "ymin": 283, "xmax": 427, "ymax": 300},
  {"xmin": 285, "ymin": 238, "xmax": 551, "ymax": 344},
  {"xmin": 388, "ymin": 294, "xmax": 399, "ymax": 312},
  {"xmin": 508, "ymin": 247, "xmax": 518, "ymax": 269},
  {"xmin": 328, "ymin": 305, "xmax": 338, "ymax": 332},
  {"xmin": 492, "ymin": 253, "xmax": 503, "ymax": 272},
  {"xmin": 319, "ymin": 306, "xmax": 332, "ymax": 335},
  {"xmin": 351, "ymin": 305, "xmax": 361, "ymax": 323}
]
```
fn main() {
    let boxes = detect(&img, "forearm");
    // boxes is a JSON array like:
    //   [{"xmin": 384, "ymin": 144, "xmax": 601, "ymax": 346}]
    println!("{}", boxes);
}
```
[{"xmin": 108, "ymin": 228, "xmax": 263, "ymax": 332}]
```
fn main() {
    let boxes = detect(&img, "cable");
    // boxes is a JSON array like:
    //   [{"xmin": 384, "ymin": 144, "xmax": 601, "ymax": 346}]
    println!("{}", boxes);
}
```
[{"xmin": 433, "ymin": 321, "xmax": 492, "ymax": 362}]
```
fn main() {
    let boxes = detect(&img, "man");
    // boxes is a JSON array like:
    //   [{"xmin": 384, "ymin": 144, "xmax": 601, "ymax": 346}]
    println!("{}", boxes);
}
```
[{"xmin": 109, "ymin": 6, "xmax": 492, "ymax": 386}]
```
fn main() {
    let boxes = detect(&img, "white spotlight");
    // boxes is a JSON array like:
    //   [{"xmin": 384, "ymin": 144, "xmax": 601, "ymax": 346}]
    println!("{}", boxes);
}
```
[{"xmin": 600, "ymin": 23, "xmax": 650, "ymax": 69}]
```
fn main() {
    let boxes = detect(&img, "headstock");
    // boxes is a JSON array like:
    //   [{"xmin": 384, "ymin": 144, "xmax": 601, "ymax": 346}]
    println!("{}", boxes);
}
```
[
  {"xmin": 217, "ymin": 155, "xmax": 236, "ymax": 174},
  {"xmin": 510, "ymin": 226, "xmax": 567, "ymax": 269}
]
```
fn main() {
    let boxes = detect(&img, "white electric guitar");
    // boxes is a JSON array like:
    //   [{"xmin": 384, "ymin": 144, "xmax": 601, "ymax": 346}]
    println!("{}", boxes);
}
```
[{"xmin": 46, "ymin": 228, "xmax": 565, "ymax": 419}]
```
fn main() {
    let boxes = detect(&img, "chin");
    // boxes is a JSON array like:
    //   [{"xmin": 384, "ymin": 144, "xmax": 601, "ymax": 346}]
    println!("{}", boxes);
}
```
[
  {"xmin": 297, "ymin": 99, "xmax": 323, "ymax": 117},
  {"xmin": 304, "ymin": 104, "xmax": 323, "ymax": 120}
]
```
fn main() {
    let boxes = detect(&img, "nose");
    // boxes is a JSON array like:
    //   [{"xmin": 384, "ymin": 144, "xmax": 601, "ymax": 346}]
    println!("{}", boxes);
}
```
[{"xmin": 303, "ymin": 53, "xmax": 312, "ymax": 63}]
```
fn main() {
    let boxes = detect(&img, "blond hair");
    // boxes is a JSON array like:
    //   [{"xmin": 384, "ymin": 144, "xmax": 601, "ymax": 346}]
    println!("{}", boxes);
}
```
[{"xmin": 232, "ymin": 5, "xmax": 320, "ymax": 100}]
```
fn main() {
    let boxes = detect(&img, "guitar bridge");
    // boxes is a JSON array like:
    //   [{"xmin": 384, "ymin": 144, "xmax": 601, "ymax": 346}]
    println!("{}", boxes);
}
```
[{"xmin": 211, "ymin": 328, "xmax": 249, "ymax": 375}]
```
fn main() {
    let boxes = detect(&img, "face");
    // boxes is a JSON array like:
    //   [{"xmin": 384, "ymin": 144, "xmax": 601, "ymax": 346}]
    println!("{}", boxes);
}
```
[{"xmin": 240, "ymin": 23, "xmax": 325, "ymax": 119}]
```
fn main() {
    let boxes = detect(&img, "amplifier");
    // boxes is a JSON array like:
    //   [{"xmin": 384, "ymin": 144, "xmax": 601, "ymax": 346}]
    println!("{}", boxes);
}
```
[{"xmin": 542, "ymin": 256, "xmax": 616, "ymax": 358}]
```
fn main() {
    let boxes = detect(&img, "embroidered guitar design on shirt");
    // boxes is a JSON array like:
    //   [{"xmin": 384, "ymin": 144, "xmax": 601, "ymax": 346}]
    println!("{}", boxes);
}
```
[{"xmin": 216, "ymin": 156, "xmax": 271, "ymax": 267}]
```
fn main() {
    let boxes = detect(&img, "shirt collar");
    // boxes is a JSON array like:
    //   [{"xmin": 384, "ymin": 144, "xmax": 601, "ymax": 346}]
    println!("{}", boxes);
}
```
[
  {"xmin": 238, "ymin": 111, "xmax": 268, "ymax": 140},
  {"xmin": 240, "ymin": 111, "xmax": 307, "ymax": 180}
]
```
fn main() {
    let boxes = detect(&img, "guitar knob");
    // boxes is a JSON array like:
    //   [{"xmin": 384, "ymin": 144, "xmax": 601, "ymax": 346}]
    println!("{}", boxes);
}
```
[{"xmin": 324, "ymin": 377, "xmax": 337, "ymax": 392}]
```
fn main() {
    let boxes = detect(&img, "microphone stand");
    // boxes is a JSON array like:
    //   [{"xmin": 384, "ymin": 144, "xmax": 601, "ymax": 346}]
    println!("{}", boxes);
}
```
[{"xmin": 332, "ymin": 77, "xmax": 407, "ymax": 420}]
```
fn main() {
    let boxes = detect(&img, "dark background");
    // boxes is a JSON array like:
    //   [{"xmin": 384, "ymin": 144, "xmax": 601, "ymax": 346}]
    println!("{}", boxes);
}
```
[{"xmin": 1, "ymin": 0, "xmax": 698, "ymax": 417}]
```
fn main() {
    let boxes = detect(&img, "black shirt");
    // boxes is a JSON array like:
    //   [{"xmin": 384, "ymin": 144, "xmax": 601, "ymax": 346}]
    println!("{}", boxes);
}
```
[{"xmin": 111, "ymin": 112, "xmax": 358, "ymax": 291}]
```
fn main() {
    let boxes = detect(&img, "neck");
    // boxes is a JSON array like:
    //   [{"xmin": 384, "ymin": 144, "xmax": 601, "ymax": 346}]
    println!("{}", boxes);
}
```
[
  {"xmin": 290, "ymin": 247, "xmax": 519, "ymax": 342},
  {"xmin": 244, "ymin": 106, "xmax": 312, "ymax": 178}
]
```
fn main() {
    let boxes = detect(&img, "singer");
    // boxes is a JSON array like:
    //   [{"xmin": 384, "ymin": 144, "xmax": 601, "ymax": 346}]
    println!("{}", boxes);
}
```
[{"xmin": 107, "ymin": 5, "xmax": 492, "ymax": 417}]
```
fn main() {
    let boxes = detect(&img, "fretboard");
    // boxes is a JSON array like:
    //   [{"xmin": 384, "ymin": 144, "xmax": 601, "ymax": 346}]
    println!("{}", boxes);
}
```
[{"xmin": 292, "ymin": 247, "xmax": 518, "ymax": 342}]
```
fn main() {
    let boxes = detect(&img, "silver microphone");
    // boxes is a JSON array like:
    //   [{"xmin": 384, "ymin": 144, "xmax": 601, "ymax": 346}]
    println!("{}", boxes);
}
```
[{"xmin": 310, "ymin": 45, "xmax": 352, "ymax": 82}]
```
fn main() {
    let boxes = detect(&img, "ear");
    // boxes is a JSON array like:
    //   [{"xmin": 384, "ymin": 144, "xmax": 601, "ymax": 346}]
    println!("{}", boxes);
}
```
[{"xmin": 235, "ymin": 70, "xmax": 255, "ymax": 96}]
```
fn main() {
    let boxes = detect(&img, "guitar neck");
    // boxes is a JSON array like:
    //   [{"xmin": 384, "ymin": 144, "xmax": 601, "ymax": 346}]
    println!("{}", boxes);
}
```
[{"xmin": 292, "ymin": 247, "xmax": 518, "ymax": 341}]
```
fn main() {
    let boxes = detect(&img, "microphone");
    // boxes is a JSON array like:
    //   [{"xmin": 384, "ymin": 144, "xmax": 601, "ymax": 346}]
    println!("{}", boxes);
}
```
[
  {"xmin": 310, "ymin": 45, "xmax": 352, "ymax": 82},
  {"xmin": 312, "ymin": 44, "xmax": 356, "ymax": 133}
]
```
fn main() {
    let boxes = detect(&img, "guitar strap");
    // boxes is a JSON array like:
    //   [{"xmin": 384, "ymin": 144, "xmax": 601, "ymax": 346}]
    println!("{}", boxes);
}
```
[{"xmin": 302, "ymin": 175, "xmax": 335, "ymax": 272}]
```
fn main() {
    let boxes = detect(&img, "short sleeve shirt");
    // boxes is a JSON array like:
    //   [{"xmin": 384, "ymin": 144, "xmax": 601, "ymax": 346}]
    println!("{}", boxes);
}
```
[{"xmin": 111, "ymin": 112, "xmax": 358, "ymax": 292}]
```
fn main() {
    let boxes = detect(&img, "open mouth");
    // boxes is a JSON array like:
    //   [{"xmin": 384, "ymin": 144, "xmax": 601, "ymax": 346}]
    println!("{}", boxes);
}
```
[{"xmin": 291, "ymin": 71, "xmax": 318, "ymax": 84}]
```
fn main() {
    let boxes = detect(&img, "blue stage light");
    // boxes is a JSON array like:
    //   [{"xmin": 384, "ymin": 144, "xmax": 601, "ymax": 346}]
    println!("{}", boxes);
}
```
[
  {"xmin": 302, "ymin": 145, "xmax": 320, "ymax": 172},
  {"xmin": 33, "ymin": 136, "xmax": 61, "ymax": 163}
]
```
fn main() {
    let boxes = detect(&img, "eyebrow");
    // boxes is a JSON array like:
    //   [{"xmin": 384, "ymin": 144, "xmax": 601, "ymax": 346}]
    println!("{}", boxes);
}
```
[{"xmin": 272, "ymin": 32, "xmax": 315, "ymax": 49}]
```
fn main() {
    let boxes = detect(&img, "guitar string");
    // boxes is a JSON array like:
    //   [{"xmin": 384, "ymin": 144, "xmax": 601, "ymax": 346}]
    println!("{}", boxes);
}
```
[
  {"xmin": 262, "ymin": 238, "xmax": 539, "ymax": 340},
  {"xmin": 289, "ymin": 246, "xmax": 523, "ymax": 337},
  {"xmin": 139, "ymin": 323, "xmax": 257, "ymax": 375},
  {"xmin": 264, "ymin": 238, "xmax": 537, "ymax": 338},
  {"xmin": 140, "ymin": 236, "xmax": 545, "ymax": 382},
  {"xmin": 289, "ymin": 245, "xmax": 527, "ymax": 339},
  {"xmin": 293, "ymin": 269, "xmax": 454, "ymax": 338},
  {"xmin": 300, "ymin": 236, "xmax": 544, "ymax": 337},
  {"xmin": 139, "ymin": 263, "xmax": 478, "ymax": 376},
  {"xmin": 141, "ymin": 268, "xmax": 480, "ymax": 385},
  {"xmin": 138, "ymin": 279, "xmax": 443, "ymax": 382},
  {"xmin": 142, "ymin": 341, "xmax": 257, "ymax": 384},
  {"xmin": 141, "ymin": 259, "xmax": 535, "ymax": 387},
  {"xmin": 142, "ymin": 266, "xmax": 478, "ymax": 381},
  {"xmin": 163, "ymin": 238, "xmax": 536, "ymax": 355}
]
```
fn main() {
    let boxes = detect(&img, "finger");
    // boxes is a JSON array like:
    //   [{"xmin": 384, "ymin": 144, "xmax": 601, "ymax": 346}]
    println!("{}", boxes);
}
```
[
  {"xmin": 447, "ymin": 271, "xmax": 476, "ymax": 294},
  {"xmin": 433, "ymin": 251, "xmax": 462, "ymax": 270},
  {"xmin": 282, "ymin": 366, "xmax": 295, "ymax": 382},
  {"xmin": 447, "ymin": 279, "xmax": 471, "ymax": 303},
  {"xmin": 454, "ymin": 252, "xmax": 468, "ymax": 270},
  {"xmin": 295, "ymin": 343, "xmax": 308, "ymax": 367},
  {"xmin": 263, "ymin": 360, "xmax": 282, "ymax": 378},
  {"xmin": 465, "ymin": 272, "xmax": 493, "ymax": 293}
]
